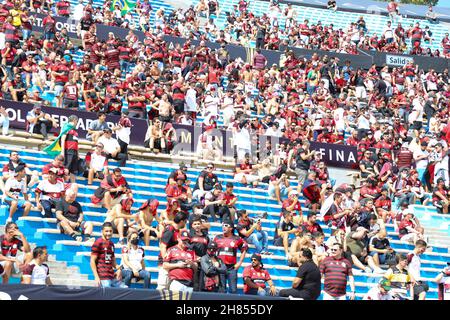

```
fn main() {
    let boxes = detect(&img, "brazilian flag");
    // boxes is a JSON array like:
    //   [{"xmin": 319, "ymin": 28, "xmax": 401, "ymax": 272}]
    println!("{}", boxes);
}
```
[
  {"xmin": 43, "ymin": 123, "xmax": 74, "ymax": 157},
  {"xmin": 111, "ymin": 0, "xmax": 136, "ymax": 15}
]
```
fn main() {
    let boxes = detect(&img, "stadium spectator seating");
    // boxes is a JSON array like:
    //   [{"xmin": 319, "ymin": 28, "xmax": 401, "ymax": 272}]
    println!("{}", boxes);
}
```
[{"xmin": 1, "ymin": 145, "xmax": 448, "ymax": 299}]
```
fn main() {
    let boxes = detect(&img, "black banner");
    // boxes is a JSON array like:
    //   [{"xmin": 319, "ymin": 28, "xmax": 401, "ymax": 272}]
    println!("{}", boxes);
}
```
[
  {"xmin": 95, "ymin": 24, "xmax": 449, "ymax": 71},
  {"xmin": 0, "ymin": 284, "xmax": 284, "ymax": 300},
  {"xmin": 31, "ymin": 13, "xmax": 79, "ymax": 39},
  {"xmin": 1, "ymin": 99, "xmax": 358, "ymax": 168}
]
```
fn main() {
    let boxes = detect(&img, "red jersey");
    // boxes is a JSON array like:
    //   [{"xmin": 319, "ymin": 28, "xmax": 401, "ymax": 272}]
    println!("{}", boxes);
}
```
[
  {"xmin": 242, "ymin": 265, "xmax": 271, "ymax": 294},
  {"xmin": 158, "ymin": 225, "xmax": 180, "ymax": 265},
  {"xmin": 282, "ymin": 198, "xmax": 302, "ymax": 215},
  {"xmin": 0, "ymin": 235, "xmax": 23, "ymax": 257},
  {"xmin": 53, "ymin": 63, "xmax": 70, "ymax": 84},
  {"xmin": 42, "ymin": 163, "xmax": 66, "ymax": 180},
  {"xmin": 64, "ymin": 129, "xmax": 79, "ymax": 151},
  {"xmin": 56, "ymin": 1, "xmax": 71, "ymax": 16},
  {"xmin": 164, "ymin": 246, "xmax": 197, "ymax": 285},
  {"xmin": 91, "ymin": 238, "xmax": 115, "ymax": 280},
  {"xmin": 320, "ymin": 256, "xmax": 353, "ymax": 297},
  {"xmin": 213, "ymin": 234, "xmax": 248, "ymax": 266},
  {"xmin": 63, "ymin": 84, "xmax": 79, "ymax": 100}
]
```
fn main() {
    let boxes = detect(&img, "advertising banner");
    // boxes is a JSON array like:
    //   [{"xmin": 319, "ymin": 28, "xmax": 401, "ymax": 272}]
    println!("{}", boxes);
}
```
[
  {"xmin": 31, "ymin": 13, "xmax": 79, "ymax": 39},
  {"xmin": 0, "ymin": 99, "xmax": 358, "ymax": 168}
]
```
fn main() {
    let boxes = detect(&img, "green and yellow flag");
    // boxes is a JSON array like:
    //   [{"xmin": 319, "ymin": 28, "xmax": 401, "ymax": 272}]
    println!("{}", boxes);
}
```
[
  {"xmin": 111, "ymin": 0, "xmax": 136, "ymax": 15},
  {"xmin": 43, "ymin": 122, "xmax": 74, "ymax": 157}
]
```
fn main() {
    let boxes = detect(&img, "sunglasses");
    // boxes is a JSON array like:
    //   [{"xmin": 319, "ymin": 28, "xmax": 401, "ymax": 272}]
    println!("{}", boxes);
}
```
[
  {"xmin": 207, "ymin": 166, "xmax": 214, "ymax": 169},
  {"xmin": 251, "ymin": 258, "xmax": 258, "ymax": 262},
  {"xmin": 222, "ymin": 224, "xmax": 231, "ymax": 228},
  {"xmin": 330, "ymin": 248, "xmax": 338, "ymax": 252},
  {"xmin": 96, "ymin": 145, "xmax": 103, "ymax": 148}
]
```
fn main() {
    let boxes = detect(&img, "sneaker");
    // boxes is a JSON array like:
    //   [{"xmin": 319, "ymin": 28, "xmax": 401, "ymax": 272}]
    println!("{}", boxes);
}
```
[
  {"xmin": 364, "ymin": 267, "xmax": 372, "ymax": 273},
  {"xmin": 5, "ymin": 217, "xmax": 12, "ymax": 223},
  {"xmin": 75, "ymin": 236, "xmax": 83, "ymax": 242},
  {"xmin": 374, "ymin": 267, "xmax": 385, "ymax": 274},
  {"xmin": 261, "ymin": 212, "xmax": 268, "ymax": 219}
]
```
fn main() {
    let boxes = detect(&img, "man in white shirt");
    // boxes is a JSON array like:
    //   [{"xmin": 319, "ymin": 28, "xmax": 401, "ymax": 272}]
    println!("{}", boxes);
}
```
[
  {"xmin": 86, "ymin": 143, "xmax": 109, "ymax": 185},
  {"xmin": 413, "ymin": 141, "xmax": 429, "ymax": 183},
  {"xmin": 97, "ymin": 128, "xmax": 127, "ymax": 167},
  {"xmin": 233, "ymin": 121, "xmax": 252, "ymax": 162},
  {"xmin": 383, "ymin": 21, "xmax": 394, "ymax": 44},
  {"xmin": 185, "ymin": 83, "xmax": 198, "ymax": 117},
  {"xmin": 265, "ymin": 122, "xmax": 282, "ymax": 137},
  {"xmin": 407, "ymin": 239, "xmax": 429, "ymax": 300},
  {"xmin": 203, "ymin": 88, "xmax": 220, "ymax": 116},
  {"xmin": 22, "ymin": 246, "xmax": 52, "ymax": 285}
]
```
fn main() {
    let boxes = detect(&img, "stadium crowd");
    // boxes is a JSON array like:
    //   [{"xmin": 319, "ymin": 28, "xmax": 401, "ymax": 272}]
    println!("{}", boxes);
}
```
[{"xmin": 0, "ymin": 0, "xmax": 449, "ymax": 301}]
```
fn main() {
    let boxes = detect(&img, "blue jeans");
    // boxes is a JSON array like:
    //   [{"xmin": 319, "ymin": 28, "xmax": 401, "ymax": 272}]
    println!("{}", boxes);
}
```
[
  {"xmin": 220, "ymin": 267, "xmax": 238, "ymax": 294},
  {"xmin": 122, "ymin": 269, "xmax": 151, "ymax": 288},
  {"xmin": 247, "ymin": 231, "xmax": 268, "ymax": 253},
  {"xmin": 23, "ymin": 29, "xmax": 31, "ymax": 40},
  {"xmin": 100, "ymin": 279, "xmax": 128, "ymax": 288},
  {"xmin": 120, "ymin": 60, "xmax": 130, "ymax": 73}
]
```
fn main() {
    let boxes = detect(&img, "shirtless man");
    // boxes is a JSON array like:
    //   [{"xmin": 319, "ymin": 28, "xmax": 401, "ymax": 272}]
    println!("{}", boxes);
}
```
[
  {"xmin": 145, "ymin": 118, "xmax": 166, "ymax": 153},
  {"xmin": 160, "ymin": 198, "xmax": 181, "ymax": 226},
  {"xmin": 136, "ymin": 199, "xmax": 162, "ymax": 246},
  {"xmin": 152, "ymin": 94, "xmax": 174, "ymax": 122},
  {"xmin": 288, "ymin": 229, "xmax": 314, "ymax": 267},
  {"xmin": 104, "ymin": 198, "xmax": 139, "ymax": 245}
]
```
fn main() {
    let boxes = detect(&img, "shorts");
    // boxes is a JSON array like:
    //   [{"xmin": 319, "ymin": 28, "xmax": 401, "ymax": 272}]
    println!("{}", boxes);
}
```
[
  {"xmin": 273, "ymin": 237, "xmax": 294, "ymax": 247},
  {"xmin": 57, "ymin": 221, "xmax": 86, "ymax": 234},
  {"xmin": 44, "ymin": 32, "xmax": 55, "ymax": 40},
  {"xmin": 0, "ymin": 253, "xmax": 24, "ymax": 274},
  {"xmin": 399, "ymin": 233, "xmax": 416, "ymax": 243},
  {"xmin": 111, "ymin": 221, "xmax": 129, "ymax": 235},
  {"xmin": 413, "ymin": 281, "xmax": 429, "ymax": 299},
  {"xmin": 234, "ymin": 173, "xmax": 259, "ymax": 183},
  {"xmin": 173, "ymin": 100, "xmax": 184, "ymax": 114},
  {"xmin": 369, "ymin": 251, "xmax": 387, "ymax": 264},
  {"xmin": 268, "ymin": 183, "xmax": 289, "ymax": 198},
  {"xmin": 63, "ymin": 98, "xmax": 79, "ymax": 109},
  {"xmin": 4, "ymin": 197, "xmax": 27, "ymax": 208},
  {"xmin": 412, "ymin": 121, "xmax": 422, "ymax": 131},
  {"xmin": 54, "ymin": 85, "xmax": 64, "ymax": 97},
  {"xmin": 433, "ymin": 200, "xmax": 445, "ymax": 213}
]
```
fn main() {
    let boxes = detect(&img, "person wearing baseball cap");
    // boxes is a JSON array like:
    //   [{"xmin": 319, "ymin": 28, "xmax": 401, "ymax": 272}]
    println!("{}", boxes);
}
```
[
  {"xmin": 137, "ymin": 199, "xmax": 161, "ymax": 246},
  {"xmin": 363, "ymin": 278, "xmax": 394, "ymax": 300},
  {"xmin": 163, "ymin": 229, "xmax": 197, "ymax": 293}
]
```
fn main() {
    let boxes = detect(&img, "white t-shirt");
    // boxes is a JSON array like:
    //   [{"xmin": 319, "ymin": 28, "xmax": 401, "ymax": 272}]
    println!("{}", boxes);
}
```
[
  {"xmin": 408, "ymin": 252, "xmax": 422, "ymax": 281},
  {"xmin": 23, "ymin": 260, "xmax": 49, "ymax": 285},
  {"xmin": 185, "ymin": 88, "xmax": 198, "ymax": 112},
  {"xmin": 122, "ymin": 246, "xmax": 145, "ymax": 271},
  {"xmin": 36, "ymin": 180, "xmax": 65, "ymax": 201},
  {"xmin": 413, "ymin": 149, "xmax": 429, "ymax": 169},
  {"xmin": 90, "ymin": 152, "xmax": 108, "ymax": 172},
  {"xmin": 4, "ymin": 177, "xmax": 26, "ymax": 198},
  {"xmin": 97, "ymin": 136, "xmax": 121, "ymax": 155},
  {"xmin": 204, "ymin": 94, "xmax": 220, "ymax": 116},
  {"xmin": 233, "ymin": 128, "xmax": 251, "ymax": 150}
]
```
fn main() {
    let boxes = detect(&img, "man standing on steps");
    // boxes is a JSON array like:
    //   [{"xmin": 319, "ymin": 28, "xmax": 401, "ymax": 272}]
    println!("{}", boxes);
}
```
[
  {"xmin": 21, "ymin": 246, "xmax": 52, "ymax": 285},
  {"xmin": 90, "ymin": 222, "xmax": 127, "ymax": 288},
  {"xmin": 320, "ymin": 243, "xmax": 355, "ymax": 300},
  {"xmin": 56, "ymin": 189, "xmax": 94, "ymax": 243},
  {"xmin": 156, "ymin": 212, "xmax": 188, "ymax": 290},
  {"xmin": 213, "ymin": 219, "xmax": 248, "ymax": 294},
  {"xmin": 407, "ymin": 239, "xmax": 430, "ymax": 300},
  {"xmin": 60, "ymin": 115, "xmax": 80, "ymax": 184}
]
